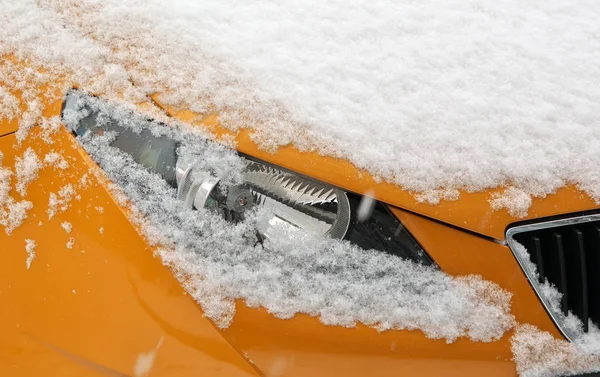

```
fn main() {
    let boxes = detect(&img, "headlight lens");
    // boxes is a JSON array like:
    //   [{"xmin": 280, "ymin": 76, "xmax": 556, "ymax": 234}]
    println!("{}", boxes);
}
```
[
  {"xmin": 176, "ymin": 158, "xmax": 351, "ymax": 241},
  {"xmin": 62, "ymin": 91, "xmax": 433, "ymax": 266}
]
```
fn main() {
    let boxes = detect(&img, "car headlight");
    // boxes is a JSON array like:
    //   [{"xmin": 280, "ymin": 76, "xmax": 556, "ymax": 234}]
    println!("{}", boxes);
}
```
[{"xmin": 62, "ymin": 91, "xmax": 433, "ymax": 265}]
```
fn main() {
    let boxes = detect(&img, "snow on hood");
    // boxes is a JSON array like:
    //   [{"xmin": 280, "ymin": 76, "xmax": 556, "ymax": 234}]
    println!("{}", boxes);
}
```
[{"xmin": 2, "ymin": 0, "xmax": 600, "ymax": 216}]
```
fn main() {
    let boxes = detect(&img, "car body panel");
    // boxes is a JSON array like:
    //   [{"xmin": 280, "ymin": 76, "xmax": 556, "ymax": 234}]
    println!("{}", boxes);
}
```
[
  {"xmin": 216, "ymin": 208, "xmax": 563, "ymax": 377},
  {"xmin": 0, "ymin": 130, "xmax": 261, "ymax": 377},
  {"xmin": 0, "ymin": 128, "xmax": 523, "ymax": 377},
  {"xmin": 0, "ymin": 66, "xmax": 592, "ymax": 376}
]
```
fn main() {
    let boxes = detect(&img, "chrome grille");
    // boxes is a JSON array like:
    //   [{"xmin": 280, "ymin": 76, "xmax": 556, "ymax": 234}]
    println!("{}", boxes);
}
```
[{"xmin": 507, "ymin": 214, "xmax": 600, "ymax": 339}]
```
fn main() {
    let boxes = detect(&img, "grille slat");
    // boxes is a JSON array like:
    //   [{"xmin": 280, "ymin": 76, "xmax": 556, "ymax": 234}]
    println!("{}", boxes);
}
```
[
  {"xmin": 553, "ymin": 232, "xmax": 569, "ymax": 315},
  {"xmin": 533, "ymin": 236, "xmax": 545, "ymax": 283},
  {"xmin": 574, "ymin": 228, "xmax": 589, "ymax": 332},
  {"xmin": 509, "ymin": 215, "xmax": 600, "ymax": 338}
]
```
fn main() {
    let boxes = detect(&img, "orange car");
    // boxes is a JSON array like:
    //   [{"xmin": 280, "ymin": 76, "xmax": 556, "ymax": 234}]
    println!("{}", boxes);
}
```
[{"xmin": 1, "ymin": 75, "xmax": 600, "ymax": 377}]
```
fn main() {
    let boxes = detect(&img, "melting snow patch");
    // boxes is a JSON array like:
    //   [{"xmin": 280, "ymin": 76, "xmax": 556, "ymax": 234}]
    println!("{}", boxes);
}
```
[{"xmin": 24, "ymin": 239, "xmax": 36, "ymax": 269}]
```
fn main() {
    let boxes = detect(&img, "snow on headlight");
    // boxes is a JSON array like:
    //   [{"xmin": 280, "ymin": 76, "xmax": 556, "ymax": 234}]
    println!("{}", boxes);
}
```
[{"xmin": 61, "ymin": 91, "xmax": 515, "ymax": 343}]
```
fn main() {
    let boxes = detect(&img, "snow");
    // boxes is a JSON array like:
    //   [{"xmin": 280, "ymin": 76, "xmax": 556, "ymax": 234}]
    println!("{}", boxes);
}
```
[
  {"xmin": 1, "ymin": 0, "xmax": 600, "ymax": 215},
  {"xmin": 47, "ymin": 184, "xmax": 75, "ymax": 219},
  {"xmin": 39, "ymin": 117, "xmax": 63, "ymax": 145},
  {"xmin": 0, "ymin": 152, "xmax": 11, "ymax": 201},
  {"xmin": 133, "ymin": 338, "xmax": 164, "ymax": 377},
  {"xmin": 490, "ymin": 188, "xmax": 533, "ymax": 218},
  {"xmin": 512, "ymin": 325, "xmax": 600, "ymax": 377},
  {"xmin": 0, "ymin": 86, "xmax": 19, "ymax": 120},
  {"xmin": 511, "ymin": 241, "xmax": 588, "ymax": 339},
  {"xmin": 356, "ymin": 190, "xmax": 376, "ymax": 222},
  {"xmin": 66, "ymin": 237, "xmax": 75, "ymax": 249},
  {"xmin": 67, "ymin": 94, "xmax": 515, "ymax": 342},
  {"xmin": 15, "ymin": 148, "xmax": 42, "ymax": 197},
  {"xmin": 24, "ymin": 239, "xmax": 36, "ymax": 269},
  {"xmin": 44, "ymin": 152, "xmax": 69, "ymax": 170},
  {"xmin": 0, "ymin": 154, "xmax": 34, "ymax": 235},
  {"xmin": 61, "ymin": 221, "xmax": 72, "ymax": 234},
  {"xmin": 2, "ymin": 0, "xmax": 600, "ymax": 372},
  {"xmin": 509, "ymin": 241, "xmax": 600, "ymax": 375}
]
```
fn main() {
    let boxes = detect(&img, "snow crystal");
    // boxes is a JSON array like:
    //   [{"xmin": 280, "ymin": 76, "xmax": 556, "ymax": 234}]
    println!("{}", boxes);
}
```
[
  {"xmin": 24, "ymin": 239, "xmax": 36, "ymax": 269},
  {"xmin": 356, "ymin": 190, "xmax": 376, "ymax": 222},
  {"xmin": 0, "ymin": 85, "xmax": 20, "ymax": 120},
  {"xmin": 133, "ymin": 338, "xmax": 164, "ymax": 377},
  {"xmin": 66, "ymin": 237, "xmax": 74, "ymax": 249},
  {"xmin": 44, "ymin": 152, "xmax": 69, "ymax": 170},
  {"xmin": 512, "ymin": 324, "xmax": 600, "ymax": 377},
  {"xmin": 47, "ymin": 184, "xmax": 75, "ymax": 219},
  {"xmin": 416, "ymin": 189, "xmax": 461, "ymax": 206},
  {"xmin": 15, "ymin": 148, "xmax": 42, "ymax": 197},
  {"xmin": 72, "ymin": 97, "xmax": 515, "ymax": 342},
  {"xmin": 490, "ymin": 188, "xmax": 533, "ymax": 218},
  {"xmin": 39, "ymin": 117, "xmax": 62, "ymax": 145},
  {"xmin": 2, "ymin": 0, "xmax": 600, "ymax": 210},
  {"xmin": 0, "ymin": 153, "xmax": 11, "ymax": 202},
  {"xmin": 60, "ymin": 221, "xmax": 72, "ymax": 233},
  {"xmin": 79, "ymin": 174, "xmax": 91, "ymax": 189},
  {"xmin": 15, "ymin": 100, "xmax": 43, "ymax": 144},
  {"xmin": 0, "ymin": 200, "xmax": 33, "ymax": 235}
]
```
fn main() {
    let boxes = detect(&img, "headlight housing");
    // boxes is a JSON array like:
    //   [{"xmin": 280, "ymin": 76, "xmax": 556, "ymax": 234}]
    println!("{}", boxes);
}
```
[{"xmin": 62, "ymin": 91, "xmax": 433, "ymax": 265}]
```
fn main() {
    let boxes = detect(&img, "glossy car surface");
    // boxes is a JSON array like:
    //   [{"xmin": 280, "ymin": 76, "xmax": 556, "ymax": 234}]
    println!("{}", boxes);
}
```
[{"xmin": 1, "ymin": 73, "xmax": 598, "ymax": 376}]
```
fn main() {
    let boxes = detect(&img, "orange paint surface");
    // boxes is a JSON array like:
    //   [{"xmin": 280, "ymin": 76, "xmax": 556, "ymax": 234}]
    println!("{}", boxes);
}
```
[
  {"xmin": 0, "ymin": 63, "xmax": 592, "ymax": 376},
  {"xmin": 0, "ymin": 129, "xmax": 260, "ymax": 377}
]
